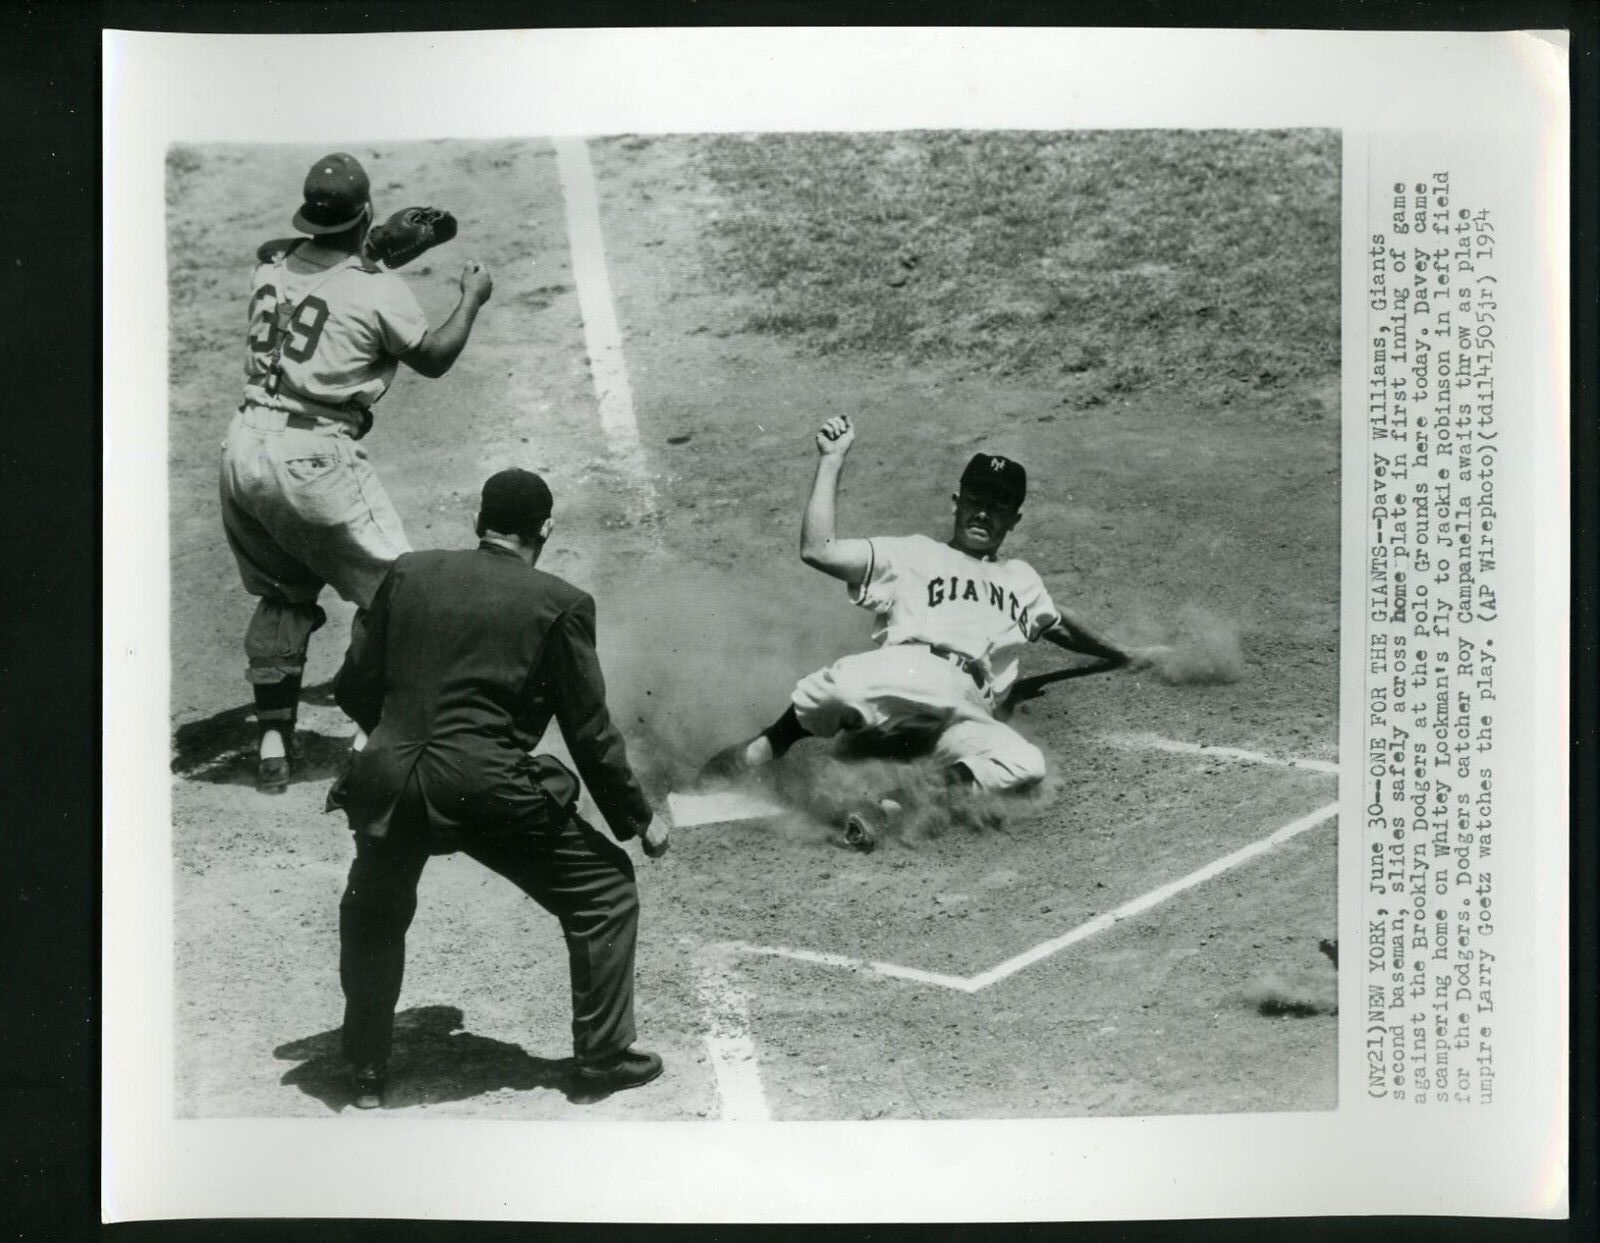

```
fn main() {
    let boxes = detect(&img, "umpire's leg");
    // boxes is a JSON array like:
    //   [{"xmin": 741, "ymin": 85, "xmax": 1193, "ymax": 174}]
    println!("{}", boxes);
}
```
[
  {"xmin": 338, "ymin": 817, "xmax": 430, "ymax": 1069},
  {"xmin": 462, "ymin": 815, "xmax": 640, "ymax": 1062}
]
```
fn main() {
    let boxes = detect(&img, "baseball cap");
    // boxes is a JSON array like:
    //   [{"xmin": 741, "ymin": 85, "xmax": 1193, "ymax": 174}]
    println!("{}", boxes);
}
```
[
  {"xmin": 959, "ymin": 453, "xmax": 1027, "ymax": 509},
  {"xmin": 292, "ymin": 152, "xmax": 372, "ymax": 235},
  {"xmin": 480, "ymin": 468, "xmax": 554, "ymax": 538}
]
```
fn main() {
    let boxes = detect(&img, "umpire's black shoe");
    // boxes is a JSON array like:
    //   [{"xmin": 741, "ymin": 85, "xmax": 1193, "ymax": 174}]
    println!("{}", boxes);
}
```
[
  {"xmin": 350, "ymin": 1063, "xmax": 387, "ymax": 1110},
  {"xmin": 256, "ymin": 755, "xmax": 291, "ymax": 794},
  {"xmin": 570, "ymin": 1048, "xmax": 664, "ymax": 1102}
]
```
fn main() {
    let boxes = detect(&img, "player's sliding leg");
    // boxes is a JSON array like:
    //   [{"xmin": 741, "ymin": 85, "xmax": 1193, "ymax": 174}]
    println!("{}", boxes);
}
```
[
  {"xmin": 841, "ymin": 714, "xmax": 1048, "ymax": 852},
  {"xmin": 932, "ymin": 718, "xmax": 1047, "ymax": 793},
  {"xmin": 695, "ymin": 706, "xmax": 813, "ymax": 785}
]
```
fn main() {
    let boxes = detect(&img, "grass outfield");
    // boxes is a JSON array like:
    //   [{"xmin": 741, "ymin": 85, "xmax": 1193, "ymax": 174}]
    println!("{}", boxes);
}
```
[{"xmin": 694, "ymin": 130, "xmax": 1339, "ymax": 412}]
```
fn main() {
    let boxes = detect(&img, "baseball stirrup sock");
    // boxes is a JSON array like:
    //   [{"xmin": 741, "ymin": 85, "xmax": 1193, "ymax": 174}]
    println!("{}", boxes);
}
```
[
  {"xmin": 254, "ymin": 675, "xmax": 302, "ymax": 731},
  {"xmin": 759, "ymin": 706, "xmax": 810, "ymax": 758}
]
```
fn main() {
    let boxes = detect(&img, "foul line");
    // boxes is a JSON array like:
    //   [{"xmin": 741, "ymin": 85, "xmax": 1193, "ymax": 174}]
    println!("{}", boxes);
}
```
[
  {"xmin": 697, "ymin": 800, "xmax": 1338, "ymax": 1115},
  {"xmin": 1104, "ymin": 731, "xmax": 1341, "ymax": 776},
  {"xmin": 729, "ymin": 940, "xmax": 978, "ymax": 993},
  {"xmin": 553, "ymin": 137, "xmax": 655, "ymax": 493},
  {"xmin": 965, "ymin": 801, "xmax": 1338, "ymax": 988},
  {"xmin": 694, "ymin": 947, "xmax": 771, "ymax": 1121},
  {"xmin": 713, "ymin": 801, "xmax": 1339, "ymax": 997}
]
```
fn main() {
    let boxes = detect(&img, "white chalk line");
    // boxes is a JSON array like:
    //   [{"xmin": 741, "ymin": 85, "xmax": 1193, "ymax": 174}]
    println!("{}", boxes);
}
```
[
  {"xmin": 697, "ymin": 800, "xmax": 1338, "ymax": 1115},
  {"xmin": 693, "ymin": 947, "xmax": 771, "ymax": 1121},
  {"xmin": 553, "ymin": 146, "xmax": 1338, "ymax": 1113},
  {"xmin": 553, "ymin": 137, "xmax": 656, "ymax": 498},
  {"xmin": 714, "ymin": 801, "xmax": 1339, "ymax": 996},
  {"xmin": 966, "ymin": 801, "xmax": 1338, "ymax": 988},
  {"xmin": 1104, "ymin": 731, "xmax": 1340, "ymax": 776},
  {"xmin": 729, "ymin": 940, "xmax": 978, "ymax": 993}
]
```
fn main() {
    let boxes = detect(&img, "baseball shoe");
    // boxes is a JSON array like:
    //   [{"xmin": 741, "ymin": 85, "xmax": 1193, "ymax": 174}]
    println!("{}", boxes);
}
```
[
  {"xmin": 256, "ymin": 727, "xmax": 297, "ymax": 793},
  {"xmin": 349, "ymin": 1063, "xmax": 387, "ymax": 1110},
  {"xmin": 569, "ymin": 1048, "xmax": 664, "ymax": 1102},
  {"xmin": 842, "ymin": 796, "xmax": 904, "ymax": 853},
  {"xmin": 693, "ymin": 742, "xmax": 753, "ymax": 788},
  {"xmin": 842, "ymin": 810, "xmax": 878, "ymax": 852},
  {"xmin": 256, "ymin": 755, "xmax": 291, "ymax": 794}
]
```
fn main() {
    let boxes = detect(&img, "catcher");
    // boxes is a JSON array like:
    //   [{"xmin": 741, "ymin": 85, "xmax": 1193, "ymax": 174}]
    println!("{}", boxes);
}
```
[
  {"xmin": 220, "ymin": 151, "xmax": 488, "ymax": 792},
  {"xmin": 698, "ymin": 415, "xmax": 1166, "ymax": 850}
]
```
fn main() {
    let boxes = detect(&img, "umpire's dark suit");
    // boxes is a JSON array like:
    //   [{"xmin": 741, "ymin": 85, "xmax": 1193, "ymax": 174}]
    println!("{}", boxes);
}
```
[{"xmin": 329, "ymin": 539, "xmax": 653, "ymax": 1070}]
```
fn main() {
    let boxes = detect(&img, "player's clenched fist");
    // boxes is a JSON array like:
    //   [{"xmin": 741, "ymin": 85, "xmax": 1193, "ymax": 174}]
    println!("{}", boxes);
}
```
[
  {"xmin": 815, "ymin": 415, "xmax": 855, "ymax": 456},
  {"xmin": 460, "ymin": 260, "xmax": 494, "ymax": 306}
]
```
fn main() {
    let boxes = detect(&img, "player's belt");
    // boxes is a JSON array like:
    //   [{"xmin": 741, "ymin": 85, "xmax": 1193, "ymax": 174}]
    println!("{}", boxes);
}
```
[
  {"xmin": 903, "ymin": 641, "xmax": 990, "ymax": 691},
  {"xmin": 242, "ymin": 383, "xmax": 369, "ymax": 433}
]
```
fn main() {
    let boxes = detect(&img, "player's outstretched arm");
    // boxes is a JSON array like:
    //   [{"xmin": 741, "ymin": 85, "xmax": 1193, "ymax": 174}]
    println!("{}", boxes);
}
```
[
  {"xmin": 799, "ymin": 416, "xmax": 872, "ymax": 585},
  {"xmin": 1039, "ymin": 606, "xmax": 1133, "ymax": 665},
  {"xmin": 402, "ymin": 261, "xmax": 494, "ymax": 378}
]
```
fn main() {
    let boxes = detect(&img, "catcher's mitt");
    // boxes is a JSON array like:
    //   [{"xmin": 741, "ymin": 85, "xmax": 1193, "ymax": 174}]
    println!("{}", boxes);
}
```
[{"xmin": 364, "ymin": 206, "xmax": 457, "ymax": 269}]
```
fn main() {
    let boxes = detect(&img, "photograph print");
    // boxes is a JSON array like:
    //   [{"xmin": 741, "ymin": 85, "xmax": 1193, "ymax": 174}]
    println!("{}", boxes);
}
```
[{"xmin": 166, "ymin": 128, "xmax": 1342, "ymax": 1121}]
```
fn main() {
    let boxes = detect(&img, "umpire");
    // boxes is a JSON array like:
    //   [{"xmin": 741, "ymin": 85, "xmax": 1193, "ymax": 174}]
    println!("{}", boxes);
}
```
[{"xmin": 328, "ymin": 467, "xmax": 670, "ymax": 1108}]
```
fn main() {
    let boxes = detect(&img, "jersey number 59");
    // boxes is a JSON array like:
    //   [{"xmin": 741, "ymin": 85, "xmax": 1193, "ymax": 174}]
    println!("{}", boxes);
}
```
[{"xmin": 247, "ymin": 286, "xmax": 331, "ymax": 363}]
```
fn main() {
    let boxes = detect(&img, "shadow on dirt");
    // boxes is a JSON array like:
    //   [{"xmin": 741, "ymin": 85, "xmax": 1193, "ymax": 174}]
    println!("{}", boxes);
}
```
[
  {"xmin": 172, "ymin": 679, "xmax": 347, "ymax": 789},
  {"xmin": 1004, "ymin": 656, "xmax": 1123, "ymax": 711},
  {"xmin": 273, "ymin": 1004, "xmax": 580, "ymax": 1112}
]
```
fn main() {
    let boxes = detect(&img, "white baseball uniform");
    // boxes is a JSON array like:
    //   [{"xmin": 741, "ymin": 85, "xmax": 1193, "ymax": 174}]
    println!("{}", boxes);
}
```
[
  {"xmin": 221, "ymin": 240, "xmax": 428, "ymax": 693},
  {"xmin": 790, "ymin": 534, "xmax": 1060, "ymax": 790}
]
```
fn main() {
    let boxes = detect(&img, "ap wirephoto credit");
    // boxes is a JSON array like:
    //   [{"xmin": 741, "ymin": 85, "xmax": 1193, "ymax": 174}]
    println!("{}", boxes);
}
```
[{"xmin": 165, "ymin": 130, "xmax": 1342, "ymax": 1123}]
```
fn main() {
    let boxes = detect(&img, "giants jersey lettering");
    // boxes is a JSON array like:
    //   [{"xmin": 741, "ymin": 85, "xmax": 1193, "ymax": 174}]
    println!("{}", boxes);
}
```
[
  {"xmin": 244, "ymin": 247, "xmax": 428, "ymax": 412},
  {"xmin": 850, "ymin": 534, "xmax": 1060, "ymax": 697}
]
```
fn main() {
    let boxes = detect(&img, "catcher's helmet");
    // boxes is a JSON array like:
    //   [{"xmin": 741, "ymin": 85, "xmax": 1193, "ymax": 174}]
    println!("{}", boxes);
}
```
[{"xmin": 293, "ymin": 152, "xmax": 371, "ymax": 235}]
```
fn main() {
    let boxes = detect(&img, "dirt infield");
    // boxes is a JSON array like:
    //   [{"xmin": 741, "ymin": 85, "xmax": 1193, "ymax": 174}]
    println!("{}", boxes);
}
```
[{"xmin": 169, "ymin": 133, "xmax": 1339, "ymax": 1120}]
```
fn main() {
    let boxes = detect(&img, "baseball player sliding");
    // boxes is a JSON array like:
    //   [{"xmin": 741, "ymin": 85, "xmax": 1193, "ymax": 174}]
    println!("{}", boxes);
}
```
[
  {"xmin": 221, "ymin": 152, "xmax": 490, "ymax": 792},
  {"xmin": 698, "ymin": 415, "xmax": 1165, "ymax": 850}
]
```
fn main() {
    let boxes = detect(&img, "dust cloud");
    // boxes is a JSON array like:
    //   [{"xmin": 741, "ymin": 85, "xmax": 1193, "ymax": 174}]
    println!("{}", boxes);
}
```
[
  {"xmin": 1140, "ymin": 604, "xmax": 1246, "ymax": 686},
  {"xmin": 585, "ymin": 548, "xmax": 1049, "ymax": 839},
  {"xmin": 590, "ymin": 549, "xmax": 862, "ymax": 788},
  {"xmin": 1242, "ymin": 969, "xmax": 1338, "ymax": 1018}
]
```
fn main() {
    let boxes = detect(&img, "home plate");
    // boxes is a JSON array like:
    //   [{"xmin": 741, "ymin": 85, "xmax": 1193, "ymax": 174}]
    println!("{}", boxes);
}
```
[{"xmin": 666, "ymin": 788, "xmax": 789, "ymax": 828}]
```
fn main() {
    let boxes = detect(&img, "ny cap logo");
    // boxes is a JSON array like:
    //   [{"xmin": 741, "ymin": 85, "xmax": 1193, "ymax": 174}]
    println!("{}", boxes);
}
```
[{"xmin": 989, "ymin": 457, "xmax": 1005, "ymax": 471}]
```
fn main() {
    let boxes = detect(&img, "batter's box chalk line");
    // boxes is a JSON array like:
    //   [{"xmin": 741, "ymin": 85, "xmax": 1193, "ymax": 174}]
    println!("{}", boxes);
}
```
[
  {"xmin": 1104, "ymin": 732, "xmax": 1340, "ymax": 776},
  {"xmin": 694, "ymin": 799, "xmax": 1338, "ymax": 1118}
]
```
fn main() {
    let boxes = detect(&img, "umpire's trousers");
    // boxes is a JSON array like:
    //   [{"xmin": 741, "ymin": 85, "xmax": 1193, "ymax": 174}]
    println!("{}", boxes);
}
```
[{"xmin": 338, "ymin": 785, "xmax": 640, "ymax": 1069}]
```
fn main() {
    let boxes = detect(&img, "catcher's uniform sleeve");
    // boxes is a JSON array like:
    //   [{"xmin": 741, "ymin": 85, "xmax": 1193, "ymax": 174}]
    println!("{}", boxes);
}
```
[
  {"xmin": 545, "ymin": 595, "xmax": 652, "ymax": 840},
  {"xmin": 372, "ymin": 275, "xmax": 429, "ymax": 358}
]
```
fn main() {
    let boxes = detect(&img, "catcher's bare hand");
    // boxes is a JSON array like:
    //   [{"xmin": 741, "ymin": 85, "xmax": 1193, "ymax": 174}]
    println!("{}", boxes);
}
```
[
  {"xmin": 460, "ymin": 261, "xmax": 494, "ymax": 306},
  {"xmin": 815, "ymin": 415, "xmax": 855, "ymax": 457},
  {"xmin": 640, "ymin": 818, "xmax": 671, "ymax": 859}
]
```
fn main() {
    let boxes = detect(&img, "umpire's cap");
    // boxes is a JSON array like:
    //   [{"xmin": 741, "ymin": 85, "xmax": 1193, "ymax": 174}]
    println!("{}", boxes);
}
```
[
  {"xmin": 480, "ymin": 468, "xmax": 554, "ymax": 539},
  {"xmin": 292, "ymin": 153, "xmax": 372, "ymax": 235},
  {"xmin": 959, "ymin": 453, "xmax": 1027, "ymax": 509}
]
